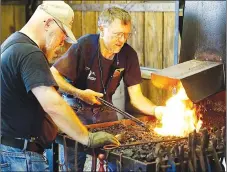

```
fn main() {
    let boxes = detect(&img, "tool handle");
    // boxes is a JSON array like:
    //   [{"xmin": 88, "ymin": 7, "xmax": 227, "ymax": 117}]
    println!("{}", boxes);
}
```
[{"xmin": 97, "ymin": 97, "xmax": 146, "ymax": 127}]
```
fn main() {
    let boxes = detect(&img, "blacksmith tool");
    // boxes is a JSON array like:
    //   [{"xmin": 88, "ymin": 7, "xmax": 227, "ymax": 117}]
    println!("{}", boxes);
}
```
[
  {"xmin": 196, "ymin": 128, "xmax": 210, "ymax": 172},
  {"xmin": 188, "ymin": 130, "xmax": 197, "ymax": 172},
  {"xmin": 166, "ymin": 146, "xmax": 176, "ymax": 172},
  {"xmin": 103, "ymin": 137, "xmax": 187, "ymax": 150},
  {"xmin": 96, "ymin": 97, "xmax": 149, "ymax": 130},
  {"xmin": 179, "ymin": 145, "xmax": 185, "ymax": 172},
  {"xmin": 155, "ymin": 143, "xmax": 165, "ymax": 172},
  {"xmin": 209, "ymin": 137, "xmax": 223, "ymax": 172}
]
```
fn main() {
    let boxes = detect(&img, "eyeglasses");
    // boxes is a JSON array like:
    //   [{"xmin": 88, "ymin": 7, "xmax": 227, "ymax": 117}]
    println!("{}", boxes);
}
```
[
  {"xmin": 53, "ymin": 19, "xmax": 67, "ymax": 38},
  {"xmin": 112, "ymin": 32, "xmax": 132, "ymax": 40}
]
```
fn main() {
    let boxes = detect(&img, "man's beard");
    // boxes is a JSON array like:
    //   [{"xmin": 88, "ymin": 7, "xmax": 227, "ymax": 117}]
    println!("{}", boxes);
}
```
[
  {"xmin": 43, "ymin": 48, "xmax": 54, "ymax": 61},
  {"xmin": 43, "ymin": 35, "xmax": 57, "ymax": 61}
]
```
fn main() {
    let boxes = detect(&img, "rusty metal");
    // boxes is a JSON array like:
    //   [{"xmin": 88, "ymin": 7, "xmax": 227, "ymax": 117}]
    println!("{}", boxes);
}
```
[
  {"xmin": 166, "ymin": 146, "xmax": 177, "ymax": 171},
  {"xmin": 199, "ymin": 128, "xmax": 210, "ymax": 172},
  {"xmin": 188, "ymin": 130, "xmax": 197, "ymax": 172},
  {"xmin": 155, "ymin": 144, "xmax": 165, "ymax": 172},
  {"xmin": 63, "ymin": 135, "xmax": 69, "ymax": 172},
  {"xmin": 74, "ymin": 141, "xmax": 78, "ymax": 172}
]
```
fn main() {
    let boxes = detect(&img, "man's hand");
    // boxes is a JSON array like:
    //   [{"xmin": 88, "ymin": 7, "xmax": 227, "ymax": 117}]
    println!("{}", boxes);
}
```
[
  {"xmin": 154, "ymin": 106, "xmax": 166, "ymax": 120},
  {"xmin": 87, "ymin": 131, "xmax": 120, "ymax": 148},
  {"xmin": 78, "ymin": 89, "xmax": 103, "ymax": 105}
]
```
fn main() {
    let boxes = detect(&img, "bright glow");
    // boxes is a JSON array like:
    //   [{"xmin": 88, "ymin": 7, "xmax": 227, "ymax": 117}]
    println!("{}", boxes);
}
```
[{"xmin": 154, "ymin": 83, "xmax": 202, "ymax": 137}]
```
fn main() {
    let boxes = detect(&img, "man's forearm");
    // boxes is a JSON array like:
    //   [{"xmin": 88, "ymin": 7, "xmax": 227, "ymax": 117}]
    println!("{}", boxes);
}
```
[
  {"xmin": 128, "ymin": 84, "xmax": 157, "ymax": 116},
  {"xmin": 32, "ymin": 86, "xmax": 89, "ymax": 145},
  {"xmin": 50, "ymin": 66, "xmax": 83, "ymax": 98},
  {"xmin": 50, "ymin": 67, "xmax": 103, "ymax": 105},
  {"xmin": 47, "ymin": 98, "xmax": 89, "ymax": 145},
  {"xmin": 131, "ymin": 95, "xmax": 157, "ymax": 116}
]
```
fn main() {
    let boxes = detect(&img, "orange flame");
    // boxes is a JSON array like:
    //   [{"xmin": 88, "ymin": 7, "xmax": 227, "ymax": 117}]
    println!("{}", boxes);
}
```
[{"xmin": 154, "ymin": 82, "xmax": 202, "ymax": 137}]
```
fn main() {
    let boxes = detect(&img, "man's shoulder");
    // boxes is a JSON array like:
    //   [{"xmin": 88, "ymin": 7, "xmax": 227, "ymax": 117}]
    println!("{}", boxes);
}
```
[
  {"xmin": 2, "ymin": 32, "xmax": 42, "ymax": 55},
  {"xmin": 121, "ymin": 43, "xmax": 137, "ymax": 55},
  {"xmin": 11, "ymin": 43, "xmax": 43, "ymax": 59},
  {"xmin": 77, "ymin": 34, "xmax": 99, "ymax": 45}
]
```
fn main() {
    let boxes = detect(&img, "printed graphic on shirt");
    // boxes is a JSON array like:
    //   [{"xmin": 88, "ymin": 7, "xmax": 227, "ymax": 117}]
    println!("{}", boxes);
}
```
[
  {"xmin": 113, "ymin": 68, "xmax": 125, "ymax": 78},
  {"xmin": 87, "ymin": 70, "xmax": 96, "ymax": 81}
]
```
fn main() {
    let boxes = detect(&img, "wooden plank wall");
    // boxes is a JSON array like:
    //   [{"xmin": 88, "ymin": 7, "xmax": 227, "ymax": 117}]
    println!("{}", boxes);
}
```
[
  {"xmin": 66, "ymin": 1, "xmax": 179, "ymax": 69},
  {"xmin": 126, "ymin": 0, "xmax": 144, "ymax": 67},
  {"xmin": 1, "ymin": 5, "xmax": 26, "ymax": 44}
]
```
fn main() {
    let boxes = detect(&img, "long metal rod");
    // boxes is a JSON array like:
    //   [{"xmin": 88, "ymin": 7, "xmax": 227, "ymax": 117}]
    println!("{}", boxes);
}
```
[
  {"xmin": 174, "ymin": 0, "xmax": 180, "ymax": 65},
  {"xmin": 96, "ymin": 97, "xmax": 147, "ymax": 128},
  {"xmin": 124, "ymin": 137, "xmax": 187, "ymax": 146},
  {"xmin": 103, "ymin": 137, "xmax": 188, "ymax": 150}
]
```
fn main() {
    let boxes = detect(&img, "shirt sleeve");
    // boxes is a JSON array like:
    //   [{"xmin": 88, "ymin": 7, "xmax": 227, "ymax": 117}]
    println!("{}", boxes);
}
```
[
  {"xmin": 123, "ymin": 46, "xmax": 142, "ymax": 87},
  {"xmin": 53, "ymin": 43, "xmax": 82, "ymax": 82},
  {"xmin": 20, "ymin": 51, "xmax": 58, "ymax": 92}
]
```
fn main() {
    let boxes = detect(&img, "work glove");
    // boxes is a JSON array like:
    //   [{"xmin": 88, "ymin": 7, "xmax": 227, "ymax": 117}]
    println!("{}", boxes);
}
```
[
  {"xmin": 154, "ymin": 106, "xmax": 166, "ymax": 120},
  {"xmin": 87, "ymin": 131, "xmax": 120, "ymax": 148},
  {"xmin": 78, "ymin": 89, "xmax": 103, "ymax": 105}
]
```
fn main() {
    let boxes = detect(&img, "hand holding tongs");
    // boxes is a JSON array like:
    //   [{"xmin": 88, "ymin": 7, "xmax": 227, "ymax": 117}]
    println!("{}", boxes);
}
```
[{"xmin": 96, "ymin": 97, "xmax": 149, "ymax": 130}]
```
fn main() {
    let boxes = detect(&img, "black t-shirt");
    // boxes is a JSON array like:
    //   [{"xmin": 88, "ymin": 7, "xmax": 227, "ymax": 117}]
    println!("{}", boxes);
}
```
[
  {"xmin": 54, "ymin": 34, "xmax": 142, "ymax": 101},
  {"xmin": 1, "ymin": 32, "xmax": 58, "ymax": 142}
]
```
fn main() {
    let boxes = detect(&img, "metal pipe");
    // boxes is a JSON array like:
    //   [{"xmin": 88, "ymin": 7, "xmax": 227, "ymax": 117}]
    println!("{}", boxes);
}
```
[{"xmin": 174, "ymin": 0, "xmax": 180, "ymax": 65}]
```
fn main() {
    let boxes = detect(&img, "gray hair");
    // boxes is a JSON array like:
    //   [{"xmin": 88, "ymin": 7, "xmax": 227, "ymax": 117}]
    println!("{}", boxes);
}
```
[{"xmin": 98, "ymin": 6, "xmax": 131, "ymax": 27}]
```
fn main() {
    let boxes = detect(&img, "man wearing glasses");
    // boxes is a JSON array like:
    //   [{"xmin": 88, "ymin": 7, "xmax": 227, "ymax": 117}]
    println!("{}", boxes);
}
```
[
  {"xmin": 51, "ymin": 6, "xmax": 164, "ymax": 171},
  {"xmin": 1, "ymin": 1, "xmax": 119, "ymax": 171}
]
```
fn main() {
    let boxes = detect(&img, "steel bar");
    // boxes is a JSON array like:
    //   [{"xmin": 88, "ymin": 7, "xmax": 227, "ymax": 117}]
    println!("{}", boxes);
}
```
[
  {"xmin": 97, "ymin": 97, "xmax": 148, "ymax": 128},
  {"xmin": 103, "ymin": 137, "xmax": 187, "ymax": 150}
]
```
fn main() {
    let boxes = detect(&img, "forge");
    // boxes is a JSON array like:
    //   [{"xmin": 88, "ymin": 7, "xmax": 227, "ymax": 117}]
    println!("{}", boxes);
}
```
[{"xmin": 84, "ymin": 99, "xmax": 225, "ymax": 172}]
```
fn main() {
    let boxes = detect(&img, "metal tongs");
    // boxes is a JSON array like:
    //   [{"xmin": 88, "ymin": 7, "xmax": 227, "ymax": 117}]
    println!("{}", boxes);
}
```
[{"xmin": 96, "ymin": 97, "xmax": 148, "ymax": 129}]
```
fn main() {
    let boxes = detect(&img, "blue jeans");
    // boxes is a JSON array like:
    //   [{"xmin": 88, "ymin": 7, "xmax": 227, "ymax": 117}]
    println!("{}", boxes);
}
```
[{"xmin": 0, "ymin": 144, "xmax": 49, "ymax": 171}]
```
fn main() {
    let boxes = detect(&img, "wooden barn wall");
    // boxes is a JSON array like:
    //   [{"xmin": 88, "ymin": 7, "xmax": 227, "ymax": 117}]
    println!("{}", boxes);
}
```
[{"xmin": 1, "ymin": 5, "xmax": 26, "ymax": 44}]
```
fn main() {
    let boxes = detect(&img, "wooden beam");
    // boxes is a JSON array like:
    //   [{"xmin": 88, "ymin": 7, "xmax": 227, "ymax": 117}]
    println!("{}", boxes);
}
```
[
  {"xmin": 69, "ymin": 2, "xmax": 183, "ymax": 14},
  {"xmin": 1, "ymin": 0, "xmax": 27, "ymax": 5}
]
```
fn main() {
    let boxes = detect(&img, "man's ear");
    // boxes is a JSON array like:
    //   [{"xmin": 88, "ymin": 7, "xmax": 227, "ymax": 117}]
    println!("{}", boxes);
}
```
[
  {"xmin": 44, "ymin": 18, "xmax": 54, "ymax": 31},
  {"xmin": 98, "ymin": 26, "xmax": 104, "ymax": 36},
  {"xmin": 98, "ymin": 25, "xmax": 104, "ymax": 32}
]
